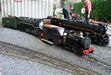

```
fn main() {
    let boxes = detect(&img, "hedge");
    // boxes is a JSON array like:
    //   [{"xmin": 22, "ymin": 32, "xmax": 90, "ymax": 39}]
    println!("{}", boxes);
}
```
[{"xmin": 73, "ymin": 0, "xmax": 111, "ymax": 22}]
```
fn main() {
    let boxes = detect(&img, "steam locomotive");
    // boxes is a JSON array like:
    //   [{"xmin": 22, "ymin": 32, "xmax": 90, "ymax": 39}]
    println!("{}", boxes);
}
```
[
  {"xmin": 49, "ymin": 18, "xmax": 109, "ymax": 46},
  {"xmin": 3, "ymin": 16, "xmax": 109, "ymax": 55}
]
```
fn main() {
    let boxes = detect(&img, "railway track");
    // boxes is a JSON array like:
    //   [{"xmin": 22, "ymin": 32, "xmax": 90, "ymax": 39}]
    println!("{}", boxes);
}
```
[{"xmin": 83, "ymin": 54, "xmax": 111, "ymax": 71}]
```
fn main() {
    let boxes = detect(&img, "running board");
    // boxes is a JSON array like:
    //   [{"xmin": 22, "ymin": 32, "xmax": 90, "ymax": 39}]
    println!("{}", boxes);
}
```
[{"xmin": 41, "ymin": 38, "xmax": 54, "ymax": 45}]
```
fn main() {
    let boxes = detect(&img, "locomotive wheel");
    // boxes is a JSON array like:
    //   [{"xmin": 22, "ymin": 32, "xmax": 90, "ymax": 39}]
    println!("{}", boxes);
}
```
[
  {"xmin": 72, "ymin": 48, "xmax": 78, "ymax": 55},
  {"xmin": 72, "ymin": 48, "xmax": 83, "ymax": 56},
  {"xmin": 97, "ymin": 35, "xmax": 109, "ymax": 46},
  {"xmin": 77, "ymin": 51, "xmax": 83, "ymax": 56},
  {"xmin": 53, "ymin": 38, "xmax": 62, "ymax": 45},
  {"xmin": 31, "ymin": 29, "xmax": 40, "ymax": 37},
  {"xmin": 91, "ymin": 34, "xmax": 109, "ymax": 46},
  {"xmin": 24, "ymin": 28, "xmax": 30, "ymax": 33}
]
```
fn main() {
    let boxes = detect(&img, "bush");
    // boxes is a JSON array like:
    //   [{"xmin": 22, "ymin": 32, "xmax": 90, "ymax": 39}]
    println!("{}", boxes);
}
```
[{"xmin": 74, "ymin": 0, "xmax": 111, "ymax": 22}]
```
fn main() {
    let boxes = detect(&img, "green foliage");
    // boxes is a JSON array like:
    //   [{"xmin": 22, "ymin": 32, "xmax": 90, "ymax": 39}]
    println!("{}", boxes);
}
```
[
  {"xmin": 74, "ymin": 0, "xmax": 111, "ymax": 22},
  {"xmin": 73, "ymin": 2, "xmax": 83, "ymax": 14}
]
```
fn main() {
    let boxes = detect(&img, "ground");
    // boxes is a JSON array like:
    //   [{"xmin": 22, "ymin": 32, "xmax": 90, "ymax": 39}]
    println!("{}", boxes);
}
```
[
  {"xmin": 0, "ymin": 41, "xmax": 99, "ymax": 75},
  {"xmin": 0, "ymin": 54, "xmax": 71, "ymax": 75}
]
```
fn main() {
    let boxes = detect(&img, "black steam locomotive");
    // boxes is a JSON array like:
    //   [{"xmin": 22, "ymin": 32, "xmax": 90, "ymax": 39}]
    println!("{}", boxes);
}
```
[
  {"xmin": 49, "ymin": 18, "xmax": 109, "ymax": 46},
  {"xmin": 4, "ymin": 16, "xmax": 110, "ymax": 55}
]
